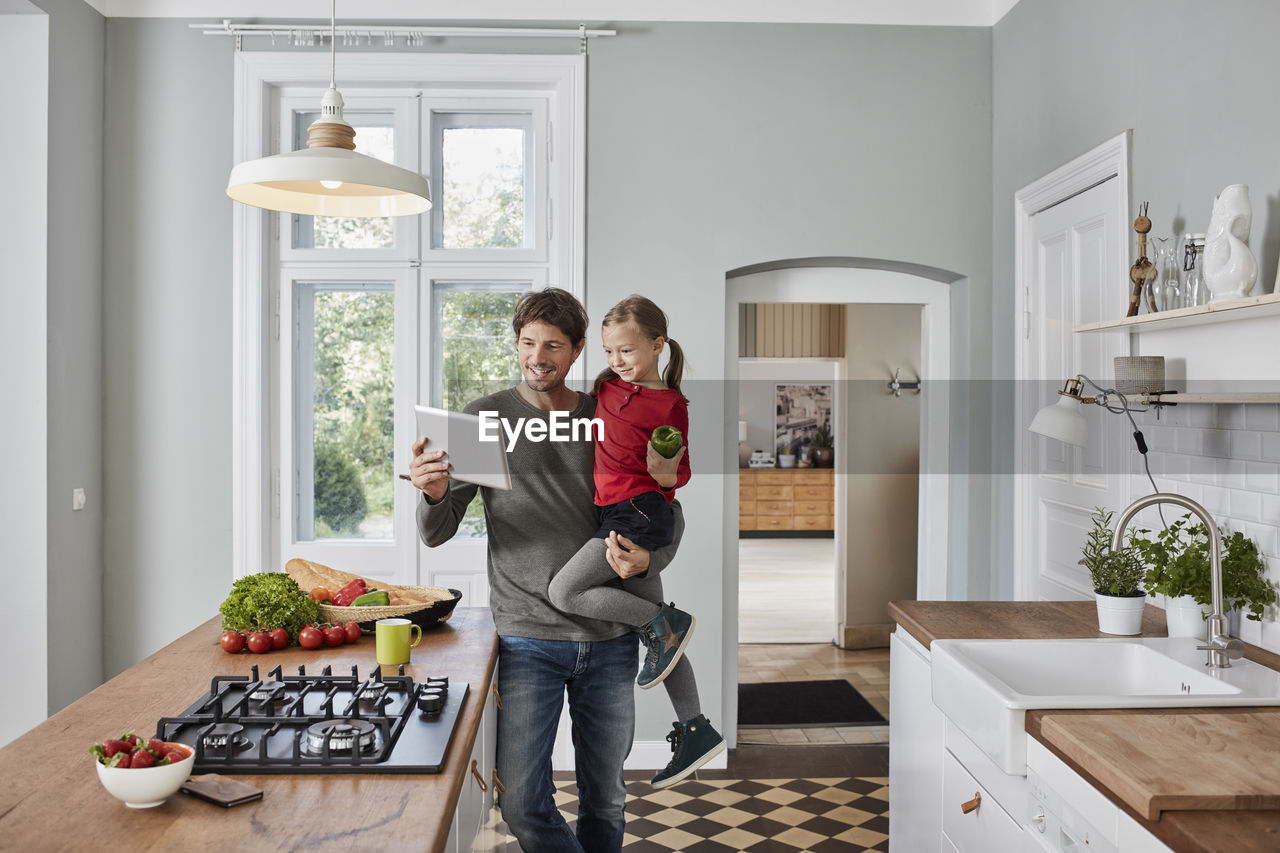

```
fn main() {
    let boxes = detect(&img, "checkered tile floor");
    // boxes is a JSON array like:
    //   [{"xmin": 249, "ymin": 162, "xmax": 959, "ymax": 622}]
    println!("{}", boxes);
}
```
[{"xmin": 492, "ymin": 775, "xmax": 889, "ymax": 852}]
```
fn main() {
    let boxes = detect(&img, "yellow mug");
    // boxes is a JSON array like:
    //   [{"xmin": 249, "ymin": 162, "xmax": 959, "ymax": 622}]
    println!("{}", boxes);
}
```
[{"xmin": 375, "ymin": 618, "xmax": 422, "ymax": 666}]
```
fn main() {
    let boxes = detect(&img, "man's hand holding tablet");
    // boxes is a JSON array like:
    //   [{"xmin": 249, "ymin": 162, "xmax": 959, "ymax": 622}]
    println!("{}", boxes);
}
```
[
  {"xmin": 411, "ymin": 406, "xmax": 513, "ymax": 494},
  {"xmin": 409, "ymin": 437, "xmax": 451, "ymax": 502}
]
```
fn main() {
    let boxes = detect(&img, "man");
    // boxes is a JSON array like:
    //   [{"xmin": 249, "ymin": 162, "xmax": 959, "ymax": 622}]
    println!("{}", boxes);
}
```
[{"xmin": 410, "ymin": 288, "xmax": 684, "ymax": 852}]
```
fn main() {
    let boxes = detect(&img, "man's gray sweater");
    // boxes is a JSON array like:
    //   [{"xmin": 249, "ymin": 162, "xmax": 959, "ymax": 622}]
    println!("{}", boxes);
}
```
[{"xmin": 416, "ymin": 387, "xmax": 683, "ymax": 641}]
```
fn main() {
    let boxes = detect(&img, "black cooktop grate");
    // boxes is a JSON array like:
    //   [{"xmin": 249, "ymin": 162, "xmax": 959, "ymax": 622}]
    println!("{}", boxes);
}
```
[{"xmin": 155, "ymin": 662, "xmax": 468, "ymax": 774}]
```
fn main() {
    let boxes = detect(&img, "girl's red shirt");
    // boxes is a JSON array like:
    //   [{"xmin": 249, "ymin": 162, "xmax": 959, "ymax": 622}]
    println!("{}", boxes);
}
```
[{"xmin": 592, "ymin": 377, "xmax": 691, "ymax": 506}]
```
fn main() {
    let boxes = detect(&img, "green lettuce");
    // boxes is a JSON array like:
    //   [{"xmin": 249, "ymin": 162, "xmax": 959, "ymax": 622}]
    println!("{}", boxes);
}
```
[{"xmin": 219, "ymin": 572, "xmax": 320, "ymax": 640}]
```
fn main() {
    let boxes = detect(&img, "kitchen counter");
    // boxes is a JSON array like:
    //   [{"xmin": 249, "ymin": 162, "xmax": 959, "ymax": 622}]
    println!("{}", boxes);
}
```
[
  {"xmin": 890, "ymin": 600, "xmax": 1280, "ymax": 853},
  {"xmin": 0, "ymin": 607, "xmax": 498, "ymax": 852}
]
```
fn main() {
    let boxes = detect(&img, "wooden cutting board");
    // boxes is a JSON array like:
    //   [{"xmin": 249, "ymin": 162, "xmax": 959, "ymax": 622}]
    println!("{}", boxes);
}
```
[{"xmin": 1041, "ymin": 711, "xmax": 1280, "ymax": 820}]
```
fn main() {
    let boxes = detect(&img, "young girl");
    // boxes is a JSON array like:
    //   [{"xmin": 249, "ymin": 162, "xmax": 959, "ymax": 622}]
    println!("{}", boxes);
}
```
[{"xmin": 548, "ymin": 295, "xmax": 725, "ymax": 789}]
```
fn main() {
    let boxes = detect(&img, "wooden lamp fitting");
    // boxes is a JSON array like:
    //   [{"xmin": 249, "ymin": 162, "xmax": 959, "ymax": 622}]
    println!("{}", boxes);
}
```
[{"xmin": 307, "ymin": 87, "xmax": 357, "ymax": 151}]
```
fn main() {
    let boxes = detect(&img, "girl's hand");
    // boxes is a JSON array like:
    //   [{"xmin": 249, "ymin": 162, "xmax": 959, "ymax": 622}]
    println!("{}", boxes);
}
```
[{"xmin": 646, "ymin": 443, "xmax": 685, "ymax": 489}]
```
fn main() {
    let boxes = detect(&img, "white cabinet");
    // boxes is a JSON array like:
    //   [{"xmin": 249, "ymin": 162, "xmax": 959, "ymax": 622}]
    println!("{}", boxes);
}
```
[
  {"xmin": 449, "ymin": 679, "xmax": 500, "ymax": 853},
  {"xmin": 941, "ymin": 748, "xmax": 1027, "ymax": 852},
  {"xmin": 887, "ymin": 630, "xmax": 944, "ymax": 850}
]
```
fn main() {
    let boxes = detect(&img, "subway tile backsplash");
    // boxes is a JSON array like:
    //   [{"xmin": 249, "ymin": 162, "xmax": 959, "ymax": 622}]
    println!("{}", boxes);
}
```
[{"xmin": 1130, "ymin": 403, "xmax": 1280, "ymax": 653}]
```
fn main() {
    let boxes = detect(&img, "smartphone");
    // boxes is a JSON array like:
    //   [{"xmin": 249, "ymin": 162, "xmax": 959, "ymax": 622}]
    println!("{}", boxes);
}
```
[{"xmin": 180, "ymin": 774, "xmax": 264, "ymax": 807}]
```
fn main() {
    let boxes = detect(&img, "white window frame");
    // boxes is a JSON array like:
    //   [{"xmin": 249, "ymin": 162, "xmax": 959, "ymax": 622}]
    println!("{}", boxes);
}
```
[{"xmin": 232, "ymin": 51, "xmax": 585, "ymax": 581}]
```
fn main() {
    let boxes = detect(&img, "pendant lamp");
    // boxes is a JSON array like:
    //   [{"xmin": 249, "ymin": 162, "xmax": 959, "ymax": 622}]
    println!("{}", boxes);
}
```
[{"xmin": 226, "ymin": 1, "xmax": 432, "ymax": 217}]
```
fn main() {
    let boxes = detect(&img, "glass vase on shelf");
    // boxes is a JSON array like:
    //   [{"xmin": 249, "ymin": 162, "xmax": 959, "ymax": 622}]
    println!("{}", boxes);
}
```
[
  {"xmin": 1153, "ymin": 236, "xmax": 1181, "ymax": 310},
  {"xmin": 1182, "ymin": 232, "xmax": 1206, "ymax": 309},
  {"xmin": 1143, "ymin": 236, "xmax": 1168, "ymax": 313}
]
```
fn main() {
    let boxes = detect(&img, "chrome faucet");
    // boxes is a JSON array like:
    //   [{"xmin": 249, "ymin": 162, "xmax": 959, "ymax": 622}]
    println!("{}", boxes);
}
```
[{"xmin": 1112, "ymin": 493, "xmax": 1245, "ymax": 668}]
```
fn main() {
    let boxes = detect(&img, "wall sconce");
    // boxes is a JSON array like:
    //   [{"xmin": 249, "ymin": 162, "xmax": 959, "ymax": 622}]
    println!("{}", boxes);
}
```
[
  {"xmin": 1029, "ymin": 375, "xmax": 1173, "ymax": 513},
  {"xmin": 1029, "ymin": 375, "xmax": 1152, "ymax": 453}
]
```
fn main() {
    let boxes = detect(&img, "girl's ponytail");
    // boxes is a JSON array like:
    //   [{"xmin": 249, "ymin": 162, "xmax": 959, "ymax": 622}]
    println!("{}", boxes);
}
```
[{"xmin": 663, "ymin": 338, "xmax": 685, "ymax": 397}]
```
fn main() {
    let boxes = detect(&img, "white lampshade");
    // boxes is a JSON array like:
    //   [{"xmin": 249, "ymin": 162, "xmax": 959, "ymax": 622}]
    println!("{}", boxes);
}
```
[
  {"xmin": 738, "ymin": 420, "xmax": 748, "ymax": 442},
  {"xmin": 225, "ymin": 3, "xmax": 432, "ymax": 218},
  {"xmin": 1029, "ymin": 394, "xmax": 1089, "ymax": 447},
  {"xmin": 227, "ymin": 145, "xmax": 432, "ymax": 217}
]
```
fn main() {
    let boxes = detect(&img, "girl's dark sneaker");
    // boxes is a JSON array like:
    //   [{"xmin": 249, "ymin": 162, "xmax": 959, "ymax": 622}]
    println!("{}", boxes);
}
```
[
  {"xmin": 638, "ymin": 603, "xmax": 694, "ymax": 689},
  {"xmin": 651, "ymin": 715, "xmax": 726, "ymax": 789}
]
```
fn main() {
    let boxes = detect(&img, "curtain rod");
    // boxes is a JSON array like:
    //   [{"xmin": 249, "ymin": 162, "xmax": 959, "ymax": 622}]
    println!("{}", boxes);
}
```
[{"xmin": 192, "ymin": 21, "xmax": 615, "ymax": 53}]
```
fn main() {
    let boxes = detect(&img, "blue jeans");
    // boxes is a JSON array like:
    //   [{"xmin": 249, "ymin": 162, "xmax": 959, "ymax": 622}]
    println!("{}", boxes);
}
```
[{"xmin": 496, "ymin": 633, "xmax": 637, "ymax": 853}]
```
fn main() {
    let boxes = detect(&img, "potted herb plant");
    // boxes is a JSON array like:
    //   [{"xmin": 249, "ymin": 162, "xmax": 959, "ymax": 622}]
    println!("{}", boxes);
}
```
[
  {"xmin": 812, "ymin": 422, "xmax": 834, "ymax": 468},
  {"xmin": 1081, "ymin": 507, "xmax": 1147, "ymax": 635},
  {"xmin": 1133, "ymin": 514, "xmax": 1276, "ymax": 639}
]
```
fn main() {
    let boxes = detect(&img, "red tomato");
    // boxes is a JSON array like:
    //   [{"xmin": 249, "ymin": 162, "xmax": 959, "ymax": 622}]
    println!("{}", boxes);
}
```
[
  {"xmin": 220, "ymin": 630, "xmax": 246, "ymax": 654},
  {"xmin": 310, "ymin": 586, "xmax": 332, "ymax": 603},
  {"xmin": 322, "ymin": 626, "xmax": 345, "ymax": 647},
  {"xmin": 298, "ymin": 625, "xmax": 323, "ymax": 650},
  {"xmin": 343, "ymin": 622, "xmax": 361, "ymax": 644},
  {"xmin": 246, "ymin": 631, "xmax": 273, "ymax": 654},
  {"xmin": 269, "ymin": 627, "xmax": 289, "ymax": 650}
]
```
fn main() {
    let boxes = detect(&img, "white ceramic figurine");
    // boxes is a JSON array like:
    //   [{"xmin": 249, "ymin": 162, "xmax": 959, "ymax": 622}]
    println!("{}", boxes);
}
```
[{"xmin": 1202, "ymin": 183, "xmax": 1257, "ymax": 303}]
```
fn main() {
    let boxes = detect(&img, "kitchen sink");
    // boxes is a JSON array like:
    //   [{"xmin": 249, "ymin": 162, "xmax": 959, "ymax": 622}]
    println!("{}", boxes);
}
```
[{"xmin": 931, "ymin": 636, "xmax": 1280, "ymax": 774}]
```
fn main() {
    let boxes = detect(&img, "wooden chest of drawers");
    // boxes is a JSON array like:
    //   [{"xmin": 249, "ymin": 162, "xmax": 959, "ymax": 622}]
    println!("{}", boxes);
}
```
[{"xmin": 739, "ymin": 468, "xmax": 833, "ymax": 532}]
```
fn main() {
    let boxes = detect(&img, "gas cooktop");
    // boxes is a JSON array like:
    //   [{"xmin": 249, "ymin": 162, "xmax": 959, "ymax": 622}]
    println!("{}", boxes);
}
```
[{"xmin": 154, "ymin": 662, "xmax": 468, "ymax": 774}]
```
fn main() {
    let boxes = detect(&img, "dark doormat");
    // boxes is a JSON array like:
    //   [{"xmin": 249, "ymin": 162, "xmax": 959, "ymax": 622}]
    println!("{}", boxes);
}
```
[{"xmin": 737, "ymin": 679, "xmax": 886, "ymax": 728}]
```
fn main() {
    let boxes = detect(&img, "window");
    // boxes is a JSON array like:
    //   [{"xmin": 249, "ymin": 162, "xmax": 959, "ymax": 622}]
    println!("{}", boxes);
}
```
[
  {"xmin": 432, "ymin": 113, "xmax": 534, "ymax": 251},
  {"xmin": 432, "ymin": 282, "xmax": 529, "ymax": 410},
  {"xmin": 431, "ymin": 281, "xmax": 532, "ymax": 538},
  {"xmin": 294, "ymin": 282, "xmax": 395, "ymax": 542},
  {"xmin": 235, "ymin": 53, "xmax": 585, "ymax": 588}
]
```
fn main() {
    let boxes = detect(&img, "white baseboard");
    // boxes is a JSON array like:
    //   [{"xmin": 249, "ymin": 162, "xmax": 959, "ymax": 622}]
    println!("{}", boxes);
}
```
[{"xmin": 551, "ymin": 740, "xmax": 729, "ymax": 772}]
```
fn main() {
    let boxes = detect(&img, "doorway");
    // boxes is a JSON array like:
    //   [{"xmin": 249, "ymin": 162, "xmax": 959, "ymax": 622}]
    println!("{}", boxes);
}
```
[{"xmin": 720, "ymin": 260, "xmax": 960, "ymax": 747}]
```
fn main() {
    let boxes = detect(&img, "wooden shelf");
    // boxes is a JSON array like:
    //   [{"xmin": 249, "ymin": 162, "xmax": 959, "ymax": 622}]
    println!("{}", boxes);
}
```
[
  {"xmin": 1073, "ymin": 292, "xmax": 1280, "ymax": 333},
  {"xmin": 1136, "ymin": 391, "xmax": 1280, "ymax": 404},
  {"xmin": 1142, "ymin": 392, "xmax": 1280, "ymax": 405}
]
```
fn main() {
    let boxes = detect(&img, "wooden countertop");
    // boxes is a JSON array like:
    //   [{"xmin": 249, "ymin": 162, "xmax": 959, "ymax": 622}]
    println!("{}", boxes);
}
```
[
  {"xmin": 890, "ymin": 600, "xmax": 1280, "ymax": 853},
  {"xmin": 0, "ymin": 608, "xmax": 498, "ymax": 853}
]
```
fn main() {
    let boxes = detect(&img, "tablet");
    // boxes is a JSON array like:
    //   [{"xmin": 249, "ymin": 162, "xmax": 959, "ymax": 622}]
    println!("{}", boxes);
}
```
[{"xmin": 414, "ymin": 405, "xmax": 512, "ymax": 490}]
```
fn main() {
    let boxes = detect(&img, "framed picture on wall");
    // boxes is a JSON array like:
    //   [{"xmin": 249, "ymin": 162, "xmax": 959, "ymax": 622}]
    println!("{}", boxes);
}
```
[{"xmin": 775, "ymin": 383, "xmax": 833, "ymax": 460}]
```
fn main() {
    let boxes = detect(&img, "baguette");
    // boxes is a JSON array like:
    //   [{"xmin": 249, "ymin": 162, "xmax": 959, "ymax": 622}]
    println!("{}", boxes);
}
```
[{"xmin": 284, "ymin": 558, "xmax": 446, "ymax": 606}]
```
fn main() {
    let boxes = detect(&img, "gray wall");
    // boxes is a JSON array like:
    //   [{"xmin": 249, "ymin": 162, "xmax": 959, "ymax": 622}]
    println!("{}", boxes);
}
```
[
  {"xmin": 88, "ymin": 20, "xmax": 993, "ymax": 744},
  {"xmin": 584, "ymin": 23, "xmax": 991, "ymax": 735},
  {"xmin": 844, "ymin": 305, "xmax": 922, "ymax": 633},
  {"xmin": 102, "ymin": 18, "xmax": 233, "ymax": 676},
  {"xmin": 33, "ymin": 0, "xmax": 104, "ymax": 714},
  {"xmin": 991, "ymin": 0, "xmax": 1280, "ymax": 595}
]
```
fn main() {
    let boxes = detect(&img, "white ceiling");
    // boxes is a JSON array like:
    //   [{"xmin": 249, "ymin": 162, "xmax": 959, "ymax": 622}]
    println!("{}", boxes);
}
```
[{"xmin": 88, "ymin": 0, "xmax": 1023, "ymax": 27}]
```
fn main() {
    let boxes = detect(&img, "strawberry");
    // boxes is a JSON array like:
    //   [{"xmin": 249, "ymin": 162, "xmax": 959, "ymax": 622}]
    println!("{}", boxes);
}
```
[
  {"xmin": 113, "ymin": 752, "xmax": 132, "ymax": 768},
  {"xmin": 120, "ymin": 732, "xmax": 141, "ymax": 747},
  {"xmin": 164, "ymin": 750, "xmax": 187, "ymax": 765},
  {"xmin": 102, "ymin": 738, "xmax": 133, "ymax": 758},
  {"xmin": 130, "ymin": 748, "xmax": 156, "ymax": 768},
  {"xmin": 147, "ymin": 738, "xmax": 167, "ymax": 755}
]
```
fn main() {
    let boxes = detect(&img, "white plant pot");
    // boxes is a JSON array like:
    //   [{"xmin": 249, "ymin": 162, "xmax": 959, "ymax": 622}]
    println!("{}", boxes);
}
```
[
  {"xmin": 1095, "ymin": 592, "xmax": 1146, "ymax": 635},
  {"xmin": 1164, "ymin": 594, "xmax": 1212, "ymax": 640}
]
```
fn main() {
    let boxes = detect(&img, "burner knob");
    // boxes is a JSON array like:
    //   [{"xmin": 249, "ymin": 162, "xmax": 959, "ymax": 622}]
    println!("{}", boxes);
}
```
[{"xmin": 417, "ymin": 689, "xmax": 444, "ymax": 714}]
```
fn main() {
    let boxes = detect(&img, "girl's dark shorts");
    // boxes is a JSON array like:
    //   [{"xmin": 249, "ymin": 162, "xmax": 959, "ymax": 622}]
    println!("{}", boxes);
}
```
[{"xmin": 592, "ymin": 490, "xmax": 675, "ymax": 551}]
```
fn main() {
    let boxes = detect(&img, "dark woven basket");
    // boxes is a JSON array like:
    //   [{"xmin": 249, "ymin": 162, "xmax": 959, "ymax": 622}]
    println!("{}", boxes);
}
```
[{"xmin": 319, "ymin": 587, "xmax": 463, "ymax": 632}]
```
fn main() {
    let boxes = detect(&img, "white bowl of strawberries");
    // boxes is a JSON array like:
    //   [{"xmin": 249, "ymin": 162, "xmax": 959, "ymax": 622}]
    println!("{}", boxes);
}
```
[{"xmin": 90, "ymin": 733, "xmax": 195, "ymax": 808}]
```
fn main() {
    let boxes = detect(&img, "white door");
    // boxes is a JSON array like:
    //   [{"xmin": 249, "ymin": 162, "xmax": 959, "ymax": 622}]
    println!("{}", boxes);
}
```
[{"xmin": 1016, "ymin": 174, "xmax": 1131, "ymax": 601}]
